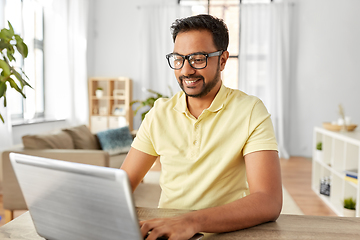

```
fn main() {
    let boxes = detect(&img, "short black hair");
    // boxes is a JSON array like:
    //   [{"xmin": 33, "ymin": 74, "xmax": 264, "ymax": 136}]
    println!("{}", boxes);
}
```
[{"xmin": 170, "ymin": 14, "xmax": 229, "ymax": 51}]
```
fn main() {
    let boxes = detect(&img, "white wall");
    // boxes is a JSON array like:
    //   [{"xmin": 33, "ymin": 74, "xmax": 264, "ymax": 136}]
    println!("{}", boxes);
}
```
[
  {"xmin": 289, "ymin": 0, "xmax": 360, "ymax": 156},
  {"xmin": 87, "ymin": 0, "xmax": 178, "ymax": 129}
]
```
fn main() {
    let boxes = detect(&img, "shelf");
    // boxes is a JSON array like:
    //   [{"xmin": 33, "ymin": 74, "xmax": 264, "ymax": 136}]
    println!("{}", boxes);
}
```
[
  {"xmin": 312, "ymin": 127, "xmax": 360, "ymax": 217},
  {"xmin": 89, "ymin": 77, "xmax": 133, "ymax": 133}
]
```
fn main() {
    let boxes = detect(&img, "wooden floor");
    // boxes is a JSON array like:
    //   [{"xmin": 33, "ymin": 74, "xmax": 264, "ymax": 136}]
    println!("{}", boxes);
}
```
[
  {"xmin": 0, "ymin": 156, "xmax": 335, "ymax": 227},
  {"xmin": 280, "ymin": 157, "xmax": 336, "ymax": 216}
]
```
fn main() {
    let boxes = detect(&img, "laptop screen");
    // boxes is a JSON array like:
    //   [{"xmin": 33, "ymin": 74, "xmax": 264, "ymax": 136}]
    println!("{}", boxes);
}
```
[{"xmin": 10, "ymin": 153, "xmax": 143, "ymax": 240}]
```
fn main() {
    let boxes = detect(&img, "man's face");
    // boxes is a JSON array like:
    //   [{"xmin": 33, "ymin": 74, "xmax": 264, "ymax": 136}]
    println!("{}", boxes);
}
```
[{"xmin": 173, "ymin": 30, "xmax": 228, "ymax": 98}]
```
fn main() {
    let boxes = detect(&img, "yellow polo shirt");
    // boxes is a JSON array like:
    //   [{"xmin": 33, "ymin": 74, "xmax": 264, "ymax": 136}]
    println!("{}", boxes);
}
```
[{"xmin": 132, "ymin": 83, "xmax": 278, "ymax": 210}]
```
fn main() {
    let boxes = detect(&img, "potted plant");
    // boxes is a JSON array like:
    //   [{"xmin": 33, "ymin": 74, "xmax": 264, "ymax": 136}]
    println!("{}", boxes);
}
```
[
  {"xmin": 131, "ymin": 88, "xmax": 170, "ymax": 120},
  {"xmin": 0, "ymin": 21, "xmax": 30, "ymax": 123},
  {"xmin": 343, "ymin": 197, "xmax": 356, "ymax": 217},
  {"xmin": 95, "ymin": 87, "xmax": 103, "ymax": 98},
  {"xmin": 315, "ymin": 142, "xmax": 323, "ymax": 160}
]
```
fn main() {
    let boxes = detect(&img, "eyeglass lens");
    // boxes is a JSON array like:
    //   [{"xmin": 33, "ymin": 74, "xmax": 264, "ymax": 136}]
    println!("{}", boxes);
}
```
[{"xmin": 169, "ymin": 54, "xmax": 207, "ymax": 70}]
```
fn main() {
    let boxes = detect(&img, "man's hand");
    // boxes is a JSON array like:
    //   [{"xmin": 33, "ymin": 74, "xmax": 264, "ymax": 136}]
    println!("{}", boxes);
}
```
[{"xmin": 140, "ymin": 214, "xmax": 198, "ymax": 240}]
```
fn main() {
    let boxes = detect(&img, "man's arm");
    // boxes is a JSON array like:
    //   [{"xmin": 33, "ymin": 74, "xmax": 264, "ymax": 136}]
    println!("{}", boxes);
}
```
[
  {"xmin": 120, "ymin": 147, "xmax": 158, "ymax": 191},
  {"xmin": 140, "ymin": 150, "xmax": 282, "ymax": 240}
]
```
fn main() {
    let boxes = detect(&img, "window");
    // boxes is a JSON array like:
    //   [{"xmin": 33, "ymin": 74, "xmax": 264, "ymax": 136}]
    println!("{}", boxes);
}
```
[
  {"xmin": 179, "ymin": 0, "xmax": 275, "ymax": 89},
  {"xmin": 180, "ymin": 0, "xmax": 240, "ymax": 89},
  {"xmin": 4, "ymin": 0, "xmax": 44, "ymax": 121}
]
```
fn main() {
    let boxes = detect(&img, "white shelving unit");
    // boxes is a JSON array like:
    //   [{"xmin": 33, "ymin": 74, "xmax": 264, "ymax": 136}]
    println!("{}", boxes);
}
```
[{"xmin": 312, "ymin": 127, "xmax": 360, "ymax": 217}]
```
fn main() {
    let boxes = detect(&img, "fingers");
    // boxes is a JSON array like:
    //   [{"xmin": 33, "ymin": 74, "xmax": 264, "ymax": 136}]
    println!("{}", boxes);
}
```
[
  {"xmin": 140, "ymin": 219, "xmax": 168, "ymax": 240},
  {"xmin": 140, "ymin": 218, "xmax": 188, "ymax": 240}
]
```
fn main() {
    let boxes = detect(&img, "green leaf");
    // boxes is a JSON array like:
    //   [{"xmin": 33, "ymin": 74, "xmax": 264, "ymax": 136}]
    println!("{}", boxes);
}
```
[
  {"xmin": 7, "ymin": 51, "xmax": 15, "ymax": 62},
  {"xmin": 0, "ymin": 59, "xmax": 11, "ymax": 76},
  {"xmin": 15, "ymin": 35, "xmax": 28, "ymax": 58},
  {"xmin": 3, "ymin": 95, "xmax": 6, "ymax": 107},
  {"xmin": 20, "ymin": 68, "xmax": 30, "ymax": 81},
  {"xmin": 141, "ymin": 110, "xmax": 150, "ymax": 121},
  {"xmin": 8, "ymin": 78, "xmax": 26, "ymax": 98},
  {"xmin": 0, "ymin": 28, "xmax": 13, "ymax": 40},
  {"xmin": 7, "ymin": 21, "xmax": 14, "ymax": 36},
  {"xmin": 0, "ymin": 113, "xmax": 4, "ymax": 123},
  {"xmin": 0, "ymin": 81, "xmax": 7, "ymax": 97},
  {"xmin": 13, "ymin": 69, "xmax": 32, "ymax": 88},
  {"xmin": 0, "ymin": 40, "xmax": 10, "ymax": 50},
  {"xmin": 130, "ymin": 100, "xmax": 142, "ymax": 106}
]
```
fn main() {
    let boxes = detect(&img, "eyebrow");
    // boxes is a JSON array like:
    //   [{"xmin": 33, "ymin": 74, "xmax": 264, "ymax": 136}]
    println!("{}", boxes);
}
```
[{"xmin": 172, "ymin": 51, "xmax": 208, "ymax": 56}]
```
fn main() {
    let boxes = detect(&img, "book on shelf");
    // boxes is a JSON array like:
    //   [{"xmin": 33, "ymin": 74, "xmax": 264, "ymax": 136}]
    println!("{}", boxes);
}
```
[
  {"xmin": 344, "ymin": 169, "xmax": 358, "ymax": 179},
  {"xmin": 344, "ymin": 176, "xmax": 358, "ymax": 184}
]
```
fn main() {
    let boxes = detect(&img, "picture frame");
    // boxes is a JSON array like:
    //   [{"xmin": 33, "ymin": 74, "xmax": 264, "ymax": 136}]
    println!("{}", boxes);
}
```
[
  {"xmin": 112, "ymin": 104, "xmax": 126, "ymax": 116},
  {"xmin": 113, "ymin": 89, "xmax": 126, "ymax": 97}
]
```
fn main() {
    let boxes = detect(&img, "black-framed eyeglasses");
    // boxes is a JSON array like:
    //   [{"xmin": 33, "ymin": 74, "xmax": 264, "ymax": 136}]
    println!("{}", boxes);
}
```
[{"xmin": 166, "ymin": 50, "xmax": 224, "ymax": 70}]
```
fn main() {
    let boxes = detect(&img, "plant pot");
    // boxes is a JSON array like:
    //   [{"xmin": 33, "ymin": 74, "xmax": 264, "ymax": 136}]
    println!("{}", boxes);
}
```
[
  {"xmin": 315, "ymin": 150, "xmax": 323, "ymax": 161},
  {"xmin": 95, "ymin": 90, "xmax": 103, "ymax": 98},
  {"xmin": 343, "ymin": 208, "xmax": 356, "ymax": 217}
]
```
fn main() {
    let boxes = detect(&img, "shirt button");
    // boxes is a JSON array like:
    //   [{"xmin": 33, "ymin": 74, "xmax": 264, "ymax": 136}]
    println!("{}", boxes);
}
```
[{"xmin": 193, "ymin": 140, "xmax": 198, "ymax": 145}]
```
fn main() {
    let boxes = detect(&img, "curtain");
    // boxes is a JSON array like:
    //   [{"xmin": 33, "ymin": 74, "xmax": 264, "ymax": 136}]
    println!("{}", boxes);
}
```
[
  {"xmin": 135, "ymin": 5, "xmax": 191, "ymax": 129},
  {"xmin": 44, "ymin": 0, "xmax": 88, "ymax": 125},
  {"xmin": 67, "ymin": 0, "xmax": 89, "ymax": 125},
  {"xmin": 239, "ymin": 2, "xmax": 292, "ymax": 159}
]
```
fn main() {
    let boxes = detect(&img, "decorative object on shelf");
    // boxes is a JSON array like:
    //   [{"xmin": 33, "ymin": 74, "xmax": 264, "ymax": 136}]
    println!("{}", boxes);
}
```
[
  {"xmin": 112, "ymin": 104, "xmax": 126, "ymax": 116},
  {"xmin": 113, "ymin": 89, "xmax": 125, "ymax": 97},
  {"xmin": 343, "ymin": 197, "xmax": 356, "ymax": 217},
  {"xmin": 320, "ymin": 176, "xmax": 331, "ymax": 196},
  {"xmin": 344, "ymin": 169, "xmax": 358, "ymax": 185},
  {"xmin": 315, "ymin": 142, "xmax": 323, "ymax": 160},
  {"xmin": 323, "ymin": 122, "xmax": 357, "ymax": 132},
  {"xmin": 0, "ymin": 21, "xmax": 31, "ymax": 123},
  {"xmin": 323, "ymin": 104, "xmax": 357, "ymax": 132},
  {"xmin": 99, "ymin": 107, "xmax": 107, "ymax": 115},
  {"xmin": 95, "ymin": 87, "xmax": 104, "ymax": 98},
  {"xmin": 131, "ymin": 88, "xmax": 171, "ymax": 120}
]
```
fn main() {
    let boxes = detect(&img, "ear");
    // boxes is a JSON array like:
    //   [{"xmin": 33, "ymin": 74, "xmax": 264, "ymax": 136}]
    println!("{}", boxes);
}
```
[{"xmin": 220, "ymin": 50, "xmax": 229, "ymax": 71}]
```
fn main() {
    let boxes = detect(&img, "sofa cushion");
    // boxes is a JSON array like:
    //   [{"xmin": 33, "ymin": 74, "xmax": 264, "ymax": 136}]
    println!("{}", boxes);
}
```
[
  {"xmin": 62, "ymin": 125, "xmax": 100, "ymax": 150},
  {"xmin": 22, "ymin": 131, "xmax": 75, "ymax": 149},
  {"xmin": 96, "ymin": 126, "xmax": 133, "ymax": 156}
]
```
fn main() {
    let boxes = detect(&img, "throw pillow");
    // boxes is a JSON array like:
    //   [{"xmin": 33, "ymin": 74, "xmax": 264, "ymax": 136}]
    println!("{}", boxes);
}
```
[
  {"xmin": 62, "ymin": 125, "xmax": 100, "ymax": 149},
  {"xmin": 96, "ymin": 126, "xmax": 133, "ymax": 155},
  {"xmin": 22, "ymin": 131, "xmax": 75, "ymax": 149}
]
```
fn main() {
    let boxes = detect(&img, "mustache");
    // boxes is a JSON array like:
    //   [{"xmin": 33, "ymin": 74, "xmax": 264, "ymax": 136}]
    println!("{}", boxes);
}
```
[{"xmin": 179, "ymin": 75, "xmax": 204, "ymax": 81}]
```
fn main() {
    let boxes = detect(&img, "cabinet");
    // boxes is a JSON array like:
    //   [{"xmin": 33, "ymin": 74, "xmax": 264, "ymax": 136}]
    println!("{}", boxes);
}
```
[
  {"xmin": 88, "ymin": 77, "xmax": 132, "ymax": 133},
  {"xmin": 312, "ymin": 127, "xmax": 360, "ymax": 216}
]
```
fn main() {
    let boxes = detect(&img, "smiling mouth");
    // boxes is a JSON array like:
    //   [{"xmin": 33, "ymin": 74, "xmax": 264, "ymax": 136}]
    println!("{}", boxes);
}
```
[
  {"xmin": 184, "ymin": 78, "xmax": 201, "ymax": 85},
  {"xmin": 180, "ymin": 75, "xmax": 204, "ymax": 87}
]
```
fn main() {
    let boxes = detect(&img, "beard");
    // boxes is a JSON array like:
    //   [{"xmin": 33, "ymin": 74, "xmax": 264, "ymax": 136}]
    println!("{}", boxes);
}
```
[{"xmin": 178, "ymin": 64, "xmax": 221, "ymax": 98}]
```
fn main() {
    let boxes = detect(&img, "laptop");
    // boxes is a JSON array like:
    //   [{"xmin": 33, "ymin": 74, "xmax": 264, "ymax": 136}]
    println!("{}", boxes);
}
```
[{"xmin": 10, "ymin": 153, "xmax": 203, "ymax": 240}]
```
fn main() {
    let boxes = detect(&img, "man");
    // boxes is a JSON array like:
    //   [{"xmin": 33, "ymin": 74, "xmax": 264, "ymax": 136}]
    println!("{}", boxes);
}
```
[{"xmin": 121, "ymin": 14, "xmax": 282, "ymax": 240}]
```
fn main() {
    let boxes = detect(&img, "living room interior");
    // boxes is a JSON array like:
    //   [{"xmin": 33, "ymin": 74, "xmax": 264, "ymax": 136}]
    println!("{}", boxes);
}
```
[{"xmin": 0, "ymin": 0, "xmax": 360, "ymax": 228}]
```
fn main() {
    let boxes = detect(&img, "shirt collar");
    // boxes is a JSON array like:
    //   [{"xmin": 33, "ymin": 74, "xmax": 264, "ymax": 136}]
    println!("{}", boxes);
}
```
[{"xmin": 174, "ymin": 83, "xmax": 227, "ymax": 114}]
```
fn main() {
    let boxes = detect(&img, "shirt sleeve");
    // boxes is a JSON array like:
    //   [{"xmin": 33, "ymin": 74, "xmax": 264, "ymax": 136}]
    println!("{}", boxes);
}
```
[
  {"xmin": 131, "ymin": 108, "xmax": 159, "ymax": 156},
  {"xmin": 242, "ymin": 99, "xmax": 278, "ymax": 156}
]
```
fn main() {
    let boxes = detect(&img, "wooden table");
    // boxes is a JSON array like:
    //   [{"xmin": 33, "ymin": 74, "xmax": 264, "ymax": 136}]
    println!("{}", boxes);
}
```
[{"xmin": 1, "ymin": 208, "xmax": 360, "ymax": 239}]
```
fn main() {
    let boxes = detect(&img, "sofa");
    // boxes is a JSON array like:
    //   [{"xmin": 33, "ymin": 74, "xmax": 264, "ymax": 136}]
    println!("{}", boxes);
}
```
[{"xmin": 1, "ymin": 125, "xmax": 133, "ymax": 222}]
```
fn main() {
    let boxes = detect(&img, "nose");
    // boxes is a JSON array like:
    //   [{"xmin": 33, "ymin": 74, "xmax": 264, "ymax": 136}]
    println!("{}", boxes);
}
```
[{"xmin": 180, "ymin": 59, "xmax": 196, "ymax": 76}]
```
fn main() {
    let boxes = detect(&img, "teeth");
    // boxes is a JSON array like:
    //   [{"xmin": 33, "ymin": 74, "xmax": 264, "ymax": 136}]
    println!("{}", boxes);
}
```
[{"xmin": 185, "ymin": 79, "xmax": 198, "ymax": 84}]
